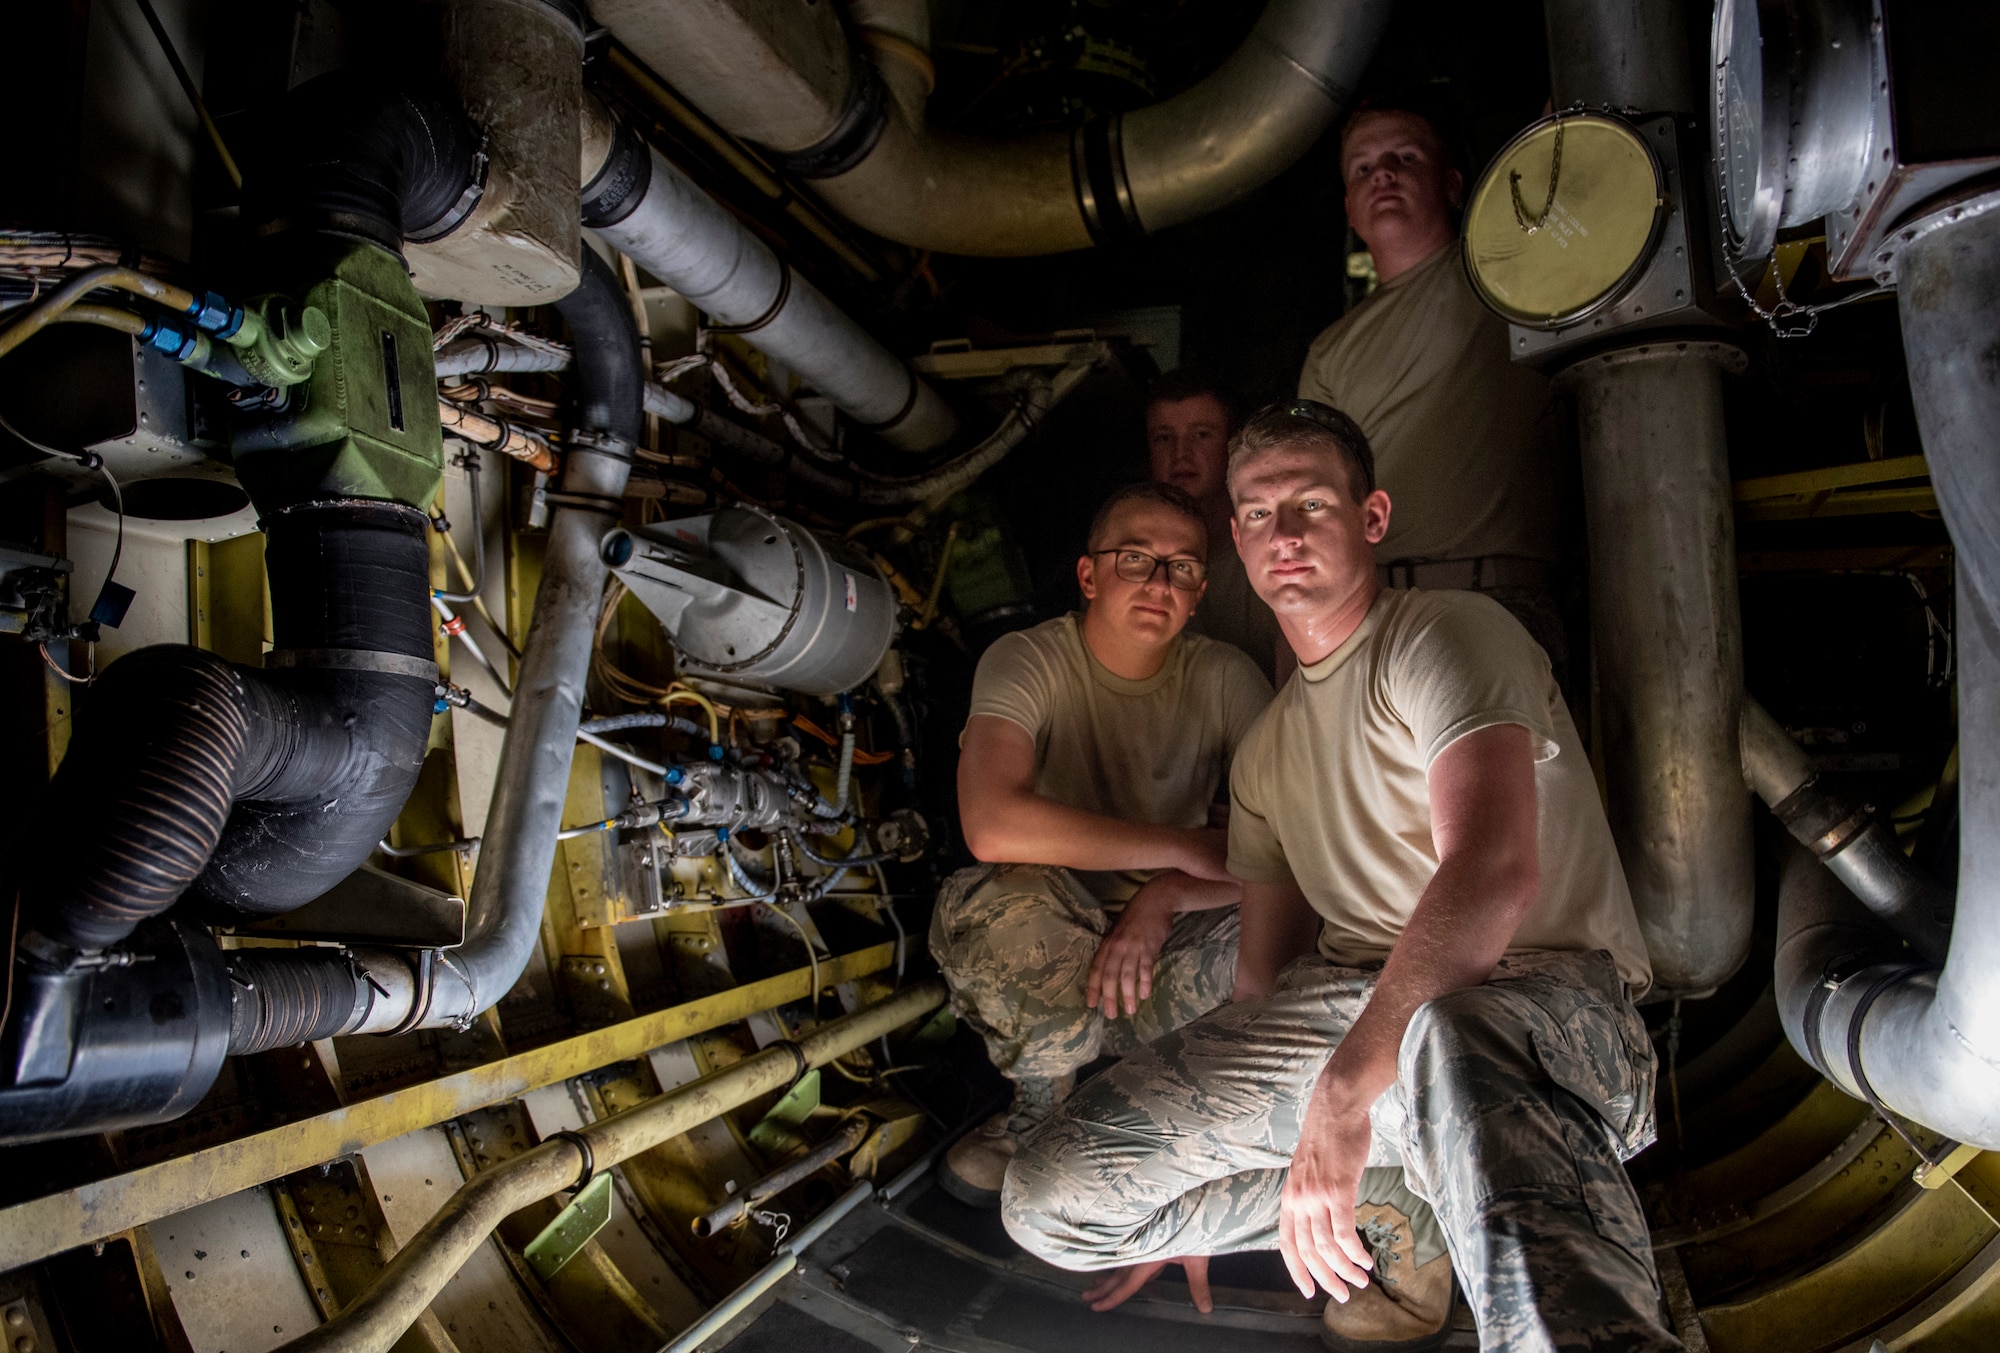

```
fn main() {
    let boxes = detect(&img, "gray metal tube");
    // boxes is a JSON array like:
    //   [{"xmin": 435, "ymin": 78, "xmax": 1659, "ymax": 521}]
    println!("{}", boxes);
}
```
[
  {"xmin": 595, "ymin": 0, "xmax": 1389, "ymax": 258},
  {"xmin": 420, "ymin": 249, "xmax": 644, "ymax": 1030},
  {"xmin": 1543, "ymin": 0, "xmax": 1693, "ymax": 114},
  {"xmin": 1564, "ymin": 343, "xmax": 1754, "ymax": 995},
  {"xmin": 1740, "ymin": 696, "xmax": 1952, "ymax": 964},
  {"xmin": 581, "ymin": 101, "xmax": 957, "ymax": 453},
  {"xmin": 693, "ymin": 1119, "xmax": 869, "ymax": 1237},
  {"xmin": 665, "ymin": 1181, "xmax": 876, "ymax": 1353},
  {"xmin": 1771, "ymin": 197, "xmax": 2000, "ymax": 1149}
]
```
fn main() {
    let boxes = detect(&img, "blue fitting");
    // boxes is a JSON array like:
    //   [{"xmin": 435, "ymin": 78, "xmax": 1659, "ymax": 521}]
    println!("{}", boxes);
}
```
[
  {"xmin": 433, "ymin": 697, "xmax": 451, "ymax": 714},
  {"xmin": 664, "ymin": 766, "xmax": 685, "ymax": 786},
  {"xmin": 708, "ymin": 744, "xmax": 726, "ymax": 761},
  {"xmin": 838, "ymin": 691, "xmax": 854, "ymax": 715},
  {"xmin": 185, "ymin": 289, "xmax": 244, "ymax": 339},
  {"xmin": 138, "ymin": 314, "xmax": 201, "ymax": 363},
  {"xmin": 716, "ymin": 826, "xmax": 730, "ymax": 842}
]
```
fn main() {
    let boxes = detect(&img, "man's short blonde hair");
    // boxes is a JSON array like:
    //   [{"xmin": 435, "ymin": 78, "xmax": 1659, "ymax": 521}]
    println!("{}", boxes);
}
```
[{"xmin": 1227, "ymin": 402, "xmax": 1376, "ymax": 504}]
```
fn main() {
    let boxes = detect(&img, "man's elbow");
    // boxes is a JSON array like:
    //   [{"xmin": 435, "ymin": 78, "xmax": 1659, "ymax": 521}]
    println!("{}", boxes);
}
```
[
  {"xmin": 1500, "ymin": 858, "xmax": 1541, "ymax": 921},
  {"xmin": 960, "ymin": 818, "xmax": 1012, "ymax": 864}
]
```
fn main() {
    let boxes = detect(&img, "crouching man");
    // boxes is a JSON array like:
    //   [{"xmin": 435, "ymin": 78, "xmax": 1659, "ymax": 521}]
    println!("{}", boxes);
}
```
[
  {"xmin": 932, "ymin": 481, "xmax": 1272, "ymax": 1207},
  {"xmin": 1002, "ymin": 404, "xmax": 1679, "ymax": 1352}
]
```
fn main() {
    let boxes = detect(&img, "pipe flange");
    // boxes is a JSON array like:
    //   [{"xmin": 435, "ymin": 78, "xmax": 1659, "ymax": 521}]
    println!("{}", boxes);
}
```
[
  {"xmin": 1072, "ymin": 114, "xmax": 1143, "ymax": 247},
  {"xmin": 1862, "ymin": 180, "xmax": 2000, "ymax": 286},
  {"xmin": 1552, "ymin": 339, "xmax": 1749, "ymax": 386}
]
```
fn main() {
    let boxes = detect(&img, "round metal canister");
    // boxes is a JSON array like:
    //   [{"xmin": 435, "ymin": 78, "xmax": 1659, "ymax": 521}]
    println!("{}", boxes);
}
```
[
  {"xmin": 674, "ymin": 507, "xmax": 897, "ymax": 696},
  {"xmin": 1462, "ymin": 112, "xmax": 1666, "ymax": 328}
]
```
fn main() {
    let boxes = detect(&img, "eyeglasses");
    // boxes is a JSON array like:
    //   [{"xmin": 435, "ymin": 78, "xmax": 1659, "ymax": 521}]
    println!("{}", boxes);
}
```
[{"xmin": 1090, "ymin": 548, "xmax": 1208, "ymax": 591}]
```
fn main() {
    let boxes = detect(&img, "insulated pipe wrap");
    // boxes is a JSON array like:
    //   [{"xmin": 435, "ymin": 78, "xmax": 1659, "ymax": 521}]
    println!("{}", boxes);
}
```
[
  {"xmin": 191, "ymin": 502, "xmax": 438, "ymax": 916},
  {"xmin": 581, "ymin": 101, "xmax": 958, "ymax": 452}
]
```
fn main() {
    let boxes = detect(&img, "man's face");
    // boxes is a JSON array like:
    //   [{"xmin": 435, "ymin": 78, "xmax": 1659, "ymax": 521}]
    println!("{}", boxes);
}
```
[
  {"xmin": 1078, "ymin": 499, "xmax": 1207, "ymax": 647},
  {"xmin": 1341, "ymin": 111, "xmax": 1463, "ymax": 253},
  {"xmin": 1229, "ymin": 442, "xmax": 1390, "ymax": 618},
  {"xmin": 1146, "ymin": 394, "xmax": 1231, "ymax": 505}
]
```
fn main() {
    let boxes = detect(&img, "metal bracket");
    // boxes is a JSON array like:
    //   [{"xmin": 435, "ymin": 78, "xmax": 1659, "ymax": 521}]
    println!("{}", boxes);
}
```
[
  {"xmin": 522, "ymin": 1173, "xmax": 613, "ymax": 1281},
  {"xmin": 232, "ymin": 864, "xmax": 466, "ymax": 948}
]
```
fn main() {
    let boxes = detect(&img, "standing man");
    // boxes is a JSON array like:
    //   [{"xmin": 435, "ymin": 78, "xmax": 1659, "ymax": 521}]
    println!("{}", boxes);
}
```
[
  {"xmin": 1003, "ymin": 406, "xmax": 1674, "ymax": 1352},
  {"xmin": 1301, "ymin": 101, "xmax": 1570, "ymax": 678},
  {"xmin": 1146, "ymin": 369, "xmax": 1287, "ymax": 683},
  {"xmin": 933, "ymin": 481, "xmax": 1272, "ymax": 1208}
]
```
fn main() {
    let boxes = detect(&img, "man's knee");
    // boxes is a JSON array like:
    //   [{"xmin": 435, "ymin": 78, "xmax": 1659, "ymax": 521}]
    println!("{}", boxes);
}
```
[{"xmin": 999, "ymin": 1116, "xmax": 1125, "ymax": 1268}]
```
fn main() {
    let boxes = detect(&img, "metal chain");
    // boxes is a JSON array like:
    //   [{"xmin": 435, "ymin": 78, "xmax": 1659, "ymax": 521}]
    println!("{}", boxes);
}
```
[
  {"xmin": 1715, "ymin": 196, "xmax": 1892, "ymax": 339},
  {"xmin": 1509, "ymin": 117, "xmax": 1564, "ymax": 234}
]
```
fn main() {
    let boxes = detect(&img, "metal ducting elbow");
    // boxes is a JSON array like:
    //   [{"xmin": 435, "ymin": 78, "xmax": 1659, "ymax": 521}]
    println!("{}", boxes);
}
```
[{"xmin": 591, "ymin": 0, "xmax": 1392, "ymax": 256}]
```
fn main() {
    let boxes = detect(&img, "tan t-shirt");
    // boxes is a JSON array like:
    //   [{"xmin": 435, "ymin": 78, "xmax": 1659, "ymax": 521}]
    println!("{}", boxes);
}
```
[
  {"xmin": 1228, "ymin": 588, "xmax": 1650, "ymax": 992},
  {"xmin": 1184, "ymin": 544, "xmax": 1284, "ymax": 685},
  {"xmin": 1298, "ymin": 246, "xmax": 1561, "ymax": 565},
  {"xmin": 968, "ymin": 613, "xmax": 1273, "ymax": 903}
]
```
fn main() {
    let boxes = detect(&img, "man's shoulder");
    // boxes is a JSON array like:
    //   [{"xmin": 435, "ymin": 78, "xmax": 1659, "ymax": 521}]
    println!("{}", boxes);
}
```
[
  {"xmin": 1177, "ymin": 628, "xmax": 1267, "ymax": 684},
  {"xmin": 976, "ymin": 615, "xmax": 1078, "ymax": 673}
]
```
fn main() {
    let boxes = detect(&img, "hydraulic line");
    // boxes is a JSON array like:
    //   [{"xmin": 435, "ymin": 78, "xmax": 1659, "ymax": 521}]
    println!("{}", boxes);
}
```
[
  {"xmin": 269, "ymin": 981, "xmax": 945, "ymax": 1353},
  {"xmin": 0, "ymin": 265, "xmax": 202, "ymax": 359},
  {"xmin": 690, "ymin": 1117, "xmax": 869, "ymax": 1235}
]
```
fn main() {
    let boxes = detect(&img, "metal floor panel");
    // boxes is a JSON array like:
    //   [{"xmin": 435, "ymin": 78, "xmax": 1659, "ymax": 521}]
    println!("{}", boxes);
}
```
[{"xmin": 711, "ymin": 1177, "xmax": 1481, "ymax": 1352}]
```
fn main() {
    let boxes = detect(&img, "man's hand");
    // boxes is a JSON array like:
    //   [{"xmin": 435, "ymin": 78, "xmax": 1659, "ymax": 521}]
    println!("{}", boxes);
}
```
[
  {"xmin": 1278, "ymin": 1075, "xmax": 1375, "ymax": 1302},
  {"xmin": 1081, "ymin": 1255, "xmax": 1214, "ymax": 1314},
  {"xmin": 1086, "ymin": 878, "xmax": 1179, "ymax": 1017}
]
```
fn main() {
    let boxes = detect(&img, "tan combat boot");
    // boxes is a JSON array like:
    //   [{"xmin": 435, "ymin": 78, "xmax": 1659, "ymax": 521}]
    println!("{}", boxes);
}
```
[
  {"xmin": 1319, "ymin": 1195, "xmax": 1456, "ymax": 1352},
  {"xmin": 938, "ymin": 1074, "xmax": 1070, "ymax": 1209}
]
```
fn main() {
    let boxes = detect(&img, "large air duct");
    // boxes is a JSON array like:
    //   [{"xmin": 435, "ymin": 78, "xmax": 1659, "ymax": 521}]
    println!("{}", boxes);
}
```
[
  {"xmin": 579, "ymin": 99, "xmax": 958, "ymax": 453},
  {"xmin": 1770, "ymin": 192, "xmax": 2000, "ymax": 1150},
  {"xmin": 588, "ymin": 0, "xmax": 1391, "ymax": 257},
  {"xmin": 1538, "ymin": 0, "xmax": 1754, "ymax": 996}
]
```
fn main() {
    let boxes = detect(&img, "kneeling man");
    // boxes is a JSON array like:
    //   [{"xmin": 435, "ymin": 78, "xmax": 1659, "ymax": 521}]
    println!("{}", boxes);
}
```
[
  {"xmin": 1004, "ymin": 405, "xmax": 1676, "ymax": 1351},
  {"xmin": 933, "ymin": 481, "xmax": 1272, "ymax": 1207}
]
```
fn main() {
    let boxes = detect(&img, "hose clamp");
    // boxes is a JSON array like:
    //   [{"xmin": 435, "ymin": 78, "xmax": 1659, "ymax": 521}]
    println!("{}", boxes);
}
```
[
  {"xmin": 1071, "ymin": 113, "xmax": 1143, "ymax": 246},
  {"xmin": 380, "ymin": 948, "xmax": 439, "ymax": 1038},
  {"xmin": 406, "ymin": 133, "xmax": 491, "ymax": 245},
  {"xmin": 581, "ymin": 119, "xmax": 654, "ymax": 230},
  {"xmin": 267, "ymin": 648, "xmax": 441, "ymax": 683},
  {"xmin": 547, "ymin": 1130, "xmax": 597, "ymax": 1192},
  {"xmin": 706, "ymin": 260, "xmax": 792, "ymax": 337},
  {"xmin": 774, "ymin": 55, "xmax": 889, "ymax": 180},
  {"xmin": 1810, "ymin": 804, "xmax": 1877, "ymax": 861}
]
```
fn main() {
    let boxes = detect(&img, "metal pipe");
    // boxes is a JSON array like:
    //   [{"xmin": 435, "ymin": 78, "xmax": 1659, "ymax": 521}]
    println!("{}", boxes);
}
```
[
  {"xmin": 1740, "ymin": 696, "xmax": 1952, "ymax": 963},
  {"xmin": 1767, "ymin": 193, "xmax": 2000, "ymax": 1149},
  {"xmin": 580, "ymin": 99, "xmax": 958, "ymax": 453},
  {"xmin": 1562, "ymin": 343, "xmax": 1755, "ymax": 995},
  {"xmin": 665, "ymin": 1181, "xmax": 878, "ymax": 1353},
  {"xmin": 591, "ymin": 0, "xmax": 1390, "ymax": 258},
  {"xmin": 273, "ymin": 981, "xmax": 943, "ymax": 1353},
  {"xmin": 415, "ymin": 247, "xmax": 645, "ymax": 1031},
  {"xmin": 691, "ymin": 1118, "xmax": 869, "ymax": 1237},
  {"xmin": 1542, "ymin": 0, "xmax": 1694, "ymax": 114}
]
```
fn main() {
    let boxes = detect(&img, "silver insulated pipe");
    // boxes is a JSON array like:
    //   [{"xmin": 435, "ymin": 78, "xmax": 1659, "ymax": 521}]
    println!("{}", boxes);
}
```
[
  {"xmin": 578, "ymin": 98, "xmax": 958, "ymax": 454},
  {"xmin": 1772, "ymin": 193, "xmax": 2000, "ymax": 1150}
]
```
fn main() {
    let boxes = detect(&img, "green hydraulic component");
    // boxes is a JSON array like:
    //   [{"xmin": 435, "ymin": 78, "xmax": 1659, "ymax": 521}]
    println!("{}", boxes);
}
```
[
  {"xmin": 746, "ymin": 1069, "xmax": 821, "ymax": 1153},
  {"xmin": 225, "ymin": 294, "xmax": 331, "ymax": 388},
  {"xmin": 227, "ymin": 236, "xmax": 445, "ymax": 513},
  {"xmin": 522, "ymin": 1173, "xmax": 614, "ymax": 1281},
  {"xmin": 906, "ymin": 1007, "xmax": 956, "ymax": 1054}
]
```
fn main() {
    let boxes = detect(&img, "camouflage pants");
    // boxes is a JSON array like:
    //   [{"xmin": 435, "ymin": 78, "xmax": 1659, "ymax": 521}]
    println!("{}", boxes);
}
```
[
  {"xmin": 1004, "ymin": 949, "xmax": 1680, "ymax": 1353},
  {"xmin": 928, "ymin": 864, "xmax": 1239, "ymax": 1081}
]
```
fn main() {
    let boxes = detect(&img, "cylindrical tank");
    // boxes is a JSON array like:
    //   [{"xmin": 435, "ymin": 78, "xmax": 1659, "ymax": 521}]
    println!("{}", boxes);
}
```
[{"xmin": 605, "ymin": 507, "xmax": 898, "ymax": 695}]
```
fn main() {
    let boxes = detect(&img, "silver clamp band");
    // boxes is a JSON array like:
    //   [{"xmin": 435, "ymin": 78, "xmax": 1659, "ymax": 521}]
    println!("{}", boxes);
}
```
[{"xmin": 267, "ymin": 648, "xmax": 441, "ymax": 682}]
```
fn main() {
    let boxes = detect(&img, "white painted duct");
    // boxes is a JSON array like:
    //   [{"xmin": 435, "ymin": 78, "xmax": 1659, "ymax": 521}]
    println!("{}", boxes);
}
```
[
  {"xmin": 578, "ymin": 97, "xmax": 958, "ymax": 453},
  {"xmin": 589, "ymin": 0, "xmax": 1391, "ymax": 257}
]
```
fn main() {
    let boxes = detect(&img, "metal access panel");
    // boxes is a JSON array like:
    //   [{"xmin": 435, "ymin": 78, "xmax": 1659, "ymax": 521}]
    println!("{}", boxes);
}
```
[{"xmin": 1505, "ymin": 116, "xmax": 1735, "ymax": 366}]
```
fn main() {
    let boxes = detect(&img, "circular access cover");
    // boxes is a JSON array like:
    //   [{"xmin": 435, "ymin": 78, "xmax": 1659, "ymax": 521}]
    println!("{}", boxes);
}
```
[{"xmin": 1463, "ymin": 113, "xmax": 1667, "ymax": 329}]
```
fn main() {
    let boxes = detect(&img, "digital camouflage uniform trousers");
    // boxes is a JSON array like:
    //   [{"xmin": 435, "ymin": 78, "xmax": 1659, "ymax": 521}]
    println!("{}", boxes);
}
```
[
  {"xmin": 928, "ymin": 864, "xmax": 1239, "ymax": 1081},
  {"xmin": 1004, "ymin": 948, "xmax": 1682, "ymax": 1353}
]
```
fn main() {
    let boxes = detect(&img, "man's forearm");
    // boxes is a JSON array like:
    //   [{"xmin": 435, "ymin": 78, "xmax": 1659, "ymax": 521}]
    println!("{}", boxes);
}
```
[
  {"xmin": 1316, "ymin": 851, "xmax": 1535, "ymax": 1108},
  {"xmin": 1233, "ymin": 880, "xmax": 1320, "ymax": 1000},
  {"xmin": 966, "ymin": 791, "xmax": 1206, "ymax": 875}
]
